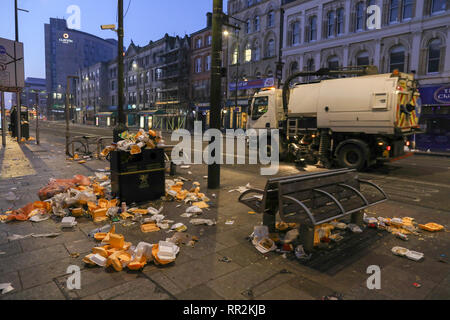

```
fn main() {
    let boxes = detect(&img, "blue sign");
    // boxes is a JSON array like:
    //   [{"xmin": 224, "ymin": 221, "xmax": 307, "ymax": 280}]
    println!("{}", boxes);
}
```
[
  {"xmin": 229, "ymin": 77, "xmax": 275, "ymax": 91},
  {"xmin": 419, "ymin": 84, "xmax": 450, "ymax": 105}
]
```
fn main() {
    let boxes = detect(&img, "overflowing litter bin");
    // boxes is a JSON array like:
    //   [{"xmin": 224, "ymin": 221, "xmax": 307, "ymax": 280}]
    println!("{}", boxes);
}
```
[{"xmin": 110, "ymin": 148, "xmax": 165, "ymax": 204}]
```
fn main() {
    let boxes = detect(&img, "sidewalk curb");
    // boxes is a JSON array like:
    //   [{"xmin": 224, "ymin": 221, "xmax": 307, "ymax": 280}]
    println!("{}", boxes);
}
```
[{"xmin": 413, "ymin": 151, "xmax": 450, "ymax": 158}]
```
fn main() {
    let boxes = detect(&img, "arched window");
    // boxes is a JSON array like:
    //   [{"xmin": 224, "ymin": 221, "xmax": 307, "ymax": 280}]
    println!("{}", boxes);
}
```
[
  {"xmin": 309, "ymin": 16, "xmax": 317, "ymax": 41},
  {"xmin": 244, "ymin": 43, "xmax": 252, "ymax": 62},
  {"xmin": 327, "ymin": 11, "xmax": 335, "ymax": 37},
  {"xmin": 254, "ymin": 16, "xmax": 260, "ymax": 32},
  {"xmin": 337, "ymin": 8, "xmax": 344, "ymax": 34},
  {"xmin": 327, "ymin": 56, "xmax": 339, "ymax": 70},
  {"xmin": 255, "ymin": 71, "xmax": 261, "ymax": 79},
  {"xmin": 267, "ymin": 10, "xmax": 275, "ymax": 27},
  {"xmin": 356, "ymin": 51, "xmax": 369, "ymax": 66},
  {"xmin": 390, "ymin": 0, "xmax": 399, "ymax": 23},
  {"xmin": 427, "ymin": 38, "xmax": 441, "ymax": 73},
  {"xmin": 389, "ymin": 45, "xmax": 405, "ymax": 72},
  {"xmin": 267, "ymin": 70, "xmax": 273, "ymax": 77},
  {"xmin": 356, "ymin": 2, "xmax": 365, "ymax": 30},
  {"xmin": 246, "ymin": 20, "xmax": 251, "ymax": 33},
  {"xmin": 266, "ymin": 39, "xmax": 275, "ymax": 57}
]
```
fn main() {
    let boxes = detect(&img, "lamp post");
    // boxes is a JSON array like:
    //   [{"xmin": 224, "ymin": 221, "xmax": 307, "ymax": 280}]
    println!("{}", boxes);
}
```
[
  {"xmin": 65, "ymin": 75, "xmax": 79, "ymax": 155},
  {"xmin": 101, "ymin": 0, "xmax": 126, "ymax": 142},
  {"xmin": 207, "ymin": 0, "xmax": 224, "ymax": 189}
]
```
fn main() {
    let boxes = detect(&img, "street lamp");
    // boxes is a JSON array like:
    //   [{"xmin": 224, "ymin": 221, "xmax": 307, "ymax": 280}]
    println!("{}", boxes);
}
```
[
  {"xmin": 100, "ymin": 0, "xmax": 126, "ymax": 142},
  {"xmin": 65, "ymin": 75, "xmax": 79, "ymax": 155}
]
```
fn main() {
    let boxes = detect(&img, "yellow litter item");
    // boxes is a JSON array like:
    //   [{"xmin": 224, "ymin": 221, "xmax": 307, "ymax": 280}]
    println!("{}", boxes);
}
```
[
  {"xmin": 92, "ymin": 247, "xmax": 109, "ymax": 258},
  {"xmin": 418, "ymin": 223, "xmax": 444, "ymax": 232},
  {"xmin": 177, "ymin": 190, "xmax": 188, "ymax": 201},
  {"xmin": 141, "ymin": 223, "xmax": 160, "ymax": 233},
  {"xmin": 127, "ymin": 256, "xmax": 147, "ymax": 270},
  {"xmin": 87, "ymin": 202, "xmax": 98, "ymax": 213},
  {"xmin": 71, "ymin": 207, "xmax": 84, "ymax": 217},
  {"xmin": 107, "ymin": 256, "xmax": 123, "ymax": 272},
  {"xmin": 130, "ymin": 144, "xmax": 141, "ymax": 155},
  {"xmin": 98, "ymin": 199, "xmax": 109, "ymax": 208},
  {"xmin": 120, "ymin": 212, "xmax": 134, "ymax": 220},
  {"xmin": 94, "ymin": 216, "xmax": 108, "ymax": 223},
  {"xmin": 78, "ymin": 160, "xmax": 86, "ymax": 164},
  {"xmin": 93, "ymin": 208, "xmax": 107, "ymax": 219},
  {"xmin": 73, "ymin": 154, "xmax": 80, "ymax": 160},
  {"xmin": 94, "ymin": 233, "xmax": 107, "ymax": 241},
  {"xmin": 83, "ymin": 254, "xmax": 96, "ymax": 265},
  {"xmin": 129, "ymin": 208, "xmax": 148, "ymax": 215},
  {"xmin": 192, "ymin": 201, "xmax": 209, "ymax": 209},
  {"xmin": 122, "ymin": 242, "xmax": 132, "ymax": 251},
  {"xmin": 110, "ymin": 233, "xmax": 125, "ymax": 249}
]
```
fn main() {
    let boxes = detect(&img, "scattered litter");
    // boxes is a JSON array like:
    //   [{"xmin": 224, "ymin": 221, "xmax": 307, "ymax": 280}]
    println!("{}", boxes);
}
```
[
  {"xmin": 32, "ymin": 233, "xmax": 61, "ymax": 238},
  {"xmin": 347, "ymin": 224, "xmax": 362, "ymax": 233},
  {"xmin": 7, "ymin": 233, "xmax": 34, "ymax": 241},
  {"xmin": 171, "ymin": 223, "xmax": 187, "ymax": 232},
  {"xmin": 391, "ymin": 247, "xmax": 424, "ymax": 261},
  {"xmin": 189, "ymin": 218, "xmax": 216, "ymax": 226},
  {"xmin": 418, "ymin": 223, "xmax": 444, "ymax": 232},
  {"xmin": 394, "ymin": 232, "xmax": 408, "ymax": 241},
  {"xmin": 0, "ymin": 251, "xmax": 5, "ymax": 255},
  {"xmin": 70, "ymin": 253, "xmax": 80, "ymax": 258},
  {"xmin": 186, "ymin": 206, "xmax": 203, "ymax": 214},
  {"xmin": 413, "ymin": 282, "xmax": 421, "ymax": 288},
  {"xmin": 229, "ymin": 183, "xmax": 252, "ymax": 194},
  {"xmin": 225, "ymin": 220, "xmax": 235, "ymax": 225},
  {"xmin": 248, "ymin": 211, "xmax": 256, "ymax": 215},
  {"xmin": 0, "ymin": 283, "xmax": 14, "ymax": 295},
  {"xmin": 180, "ymin": 165, "xmax": 190, "ymax": 169},
  {"xmin": 141, "ymin": 223, "xmax": 160, "ymax": 233},
  {"xmin": 147, "ymin": 206, "xmax": 163, "ymax": 215},
  {"xmin": 29, "ymin": 214, "xmax": 50, "ymax": 223},
  {"xmin": 283, "ymin": 229, "xmax": 299, "ymax": 244},
  {"xmin": 180, "ymin": 213, "xmax": 193, "ymax": 218},
  {"xmin": 219, "ymin": 256, "xmax": 232, "ymax": 263},
  {"xmin": 3, "ymin": 192, "xmax": 19, "ymax": 201},
  {"xmin": 187, "ymin": 171, "xmax": 192, "ymax": 175},
  {"xmin": 192, "ymin": 201, "xmax": 209, "ymax": 209},
  {"xmin": 61, "ymin": 217, "xmax": 77, "ymax": 228},
  {"xmin": 254, "ymin": 238, "xmax": 276, "ymax": 254}
]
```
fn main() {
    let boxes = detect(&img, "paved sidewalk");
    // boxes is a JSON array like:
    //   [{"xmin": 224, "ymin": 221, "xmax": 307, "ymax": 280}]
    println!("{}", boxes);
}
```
[{"xmin": 0, "ymin": 136, "xmax": 449, "ymax": 300}]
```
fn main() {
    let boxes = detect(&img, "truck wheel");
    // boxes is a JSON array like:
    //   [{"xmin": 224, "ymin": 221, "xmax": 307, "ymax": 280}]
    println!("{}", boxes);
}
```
[{"xmin": 338, "ymin": 144, "xmax": 366, "ymax": 171}]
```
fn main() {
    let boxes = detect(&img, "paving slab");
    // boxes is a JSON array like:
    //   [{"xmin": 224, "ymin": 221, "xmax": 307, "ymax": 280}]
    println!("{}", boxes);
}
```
[{"xmin": 1, "ymin": 281, "xmax": 65, "ymax": 300}]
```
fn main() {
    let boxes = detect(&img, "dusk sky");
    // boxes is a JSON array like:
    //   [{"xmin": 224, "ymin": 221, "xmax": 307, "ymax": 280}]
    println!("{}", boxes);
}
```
[{"xmin": 0, "ymin": 0, "xmax": 228, "ymax": 80}]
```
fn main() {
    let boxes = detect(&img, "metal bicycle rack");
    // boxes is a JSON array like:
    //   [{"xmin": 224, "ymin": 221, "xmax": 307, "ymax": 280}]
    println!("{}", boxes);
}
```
[{"xmin": 239, "ymin": 168, "xmax": 388, "ymax": 252}]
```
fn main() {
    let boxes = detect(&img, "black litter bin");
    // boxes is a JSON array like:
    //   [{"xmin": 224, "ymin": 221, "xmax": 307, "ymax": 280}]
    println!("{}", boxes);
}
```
[
  {"xmin": 21, "ymin": 122, "xmax": 29, "ymax": 140},
  {"xmin": 110, "ymin": 148, "xmax": 165, "ymax": 204}
]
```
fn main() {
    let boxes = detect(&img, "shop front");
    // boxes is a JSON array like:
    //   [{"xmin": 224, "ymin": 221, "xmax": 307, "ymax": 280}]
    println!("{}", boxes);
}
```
[
  {"xmin": 417, "ymin": 84, "xmax": 450, "ymax": 153},
  {"xmin": 95, "ymin": 112, "xmax": 116, "ymax": 127},
  {"xmin": 138, "ymin": 110, "xmax": 157, "ymax": 130}
]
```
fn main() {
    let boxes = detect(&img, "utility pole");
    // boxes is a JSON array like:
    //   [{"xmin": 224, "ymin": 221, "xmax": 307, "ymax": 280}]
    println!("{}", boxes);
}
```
[
  {"xmin": 1, "ymin": 92, "xmax": 6, "ymax": 147},
  {"xmin": 113, "ymin": 0, "xmax": 127, "ymax": 142},
  {"xmin": 14, "ymin": 0, "xmax": 21, "ymax": 143},
  {"xmin": 208, "ymin": 0, "xmax": 223, "ymax": 189},
  {"xmin": 65, "ymin": 76, "xmax": 78, "ymax": 155}
]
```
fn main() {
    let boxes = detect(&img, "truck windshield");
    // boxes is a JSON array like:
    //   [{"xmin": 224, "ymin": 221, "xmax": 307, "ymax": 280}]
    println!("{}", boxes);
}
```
[{"xmin": 251, "ymin": 96, "xmax": 268, "ymax": 120}]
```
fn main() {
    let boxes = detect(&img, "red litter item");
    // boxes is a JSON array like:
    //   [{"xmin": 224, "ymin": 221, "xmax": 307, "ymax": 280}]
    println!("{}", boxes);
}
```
[
  {"xmin": 413, "ymin": 282, "xmax": 421, "ymax": 288},
  {"xmin": 368, "ymin": 223, "xmax": 377, "ymax": 228},
  {"xmin": 282, "ymin": 244, "xmax": 293, "ymax": 251}
]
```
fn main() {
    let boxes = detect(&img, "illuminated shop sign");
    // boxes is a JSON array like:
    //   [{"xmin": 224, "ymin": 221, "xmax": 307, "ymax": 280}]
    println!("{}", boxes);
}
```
[
  {"xmin": 59, "ymin": 33, "xmax": 73, "ymax": 44},
  {"xmin": 434, "ymin": 86, "xmax": 450, "ymax": 104}
]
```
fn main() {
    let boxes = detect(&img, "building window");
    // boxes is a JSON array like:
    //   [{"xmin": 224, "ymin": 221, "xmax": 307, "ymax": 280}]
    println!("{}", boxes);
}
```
[
  {"xmin": 254, "ymin": 16, "xmax": 260, "ymax": 32},
  {"xmin": 431, "ymin": 0, "xmax": 446, "ymax": 13},
  {"xmin": 266, "ymin": 39, "xmax": 275, "ymax": 57},
  {"xmin": 253, "ymin": 43, "xmax": 260, "ymax": 61},
  {"xmin": 356, "ymin": 2, "xmax": 365, "ymax": 30},
  {"xmin": 427, "ymin": 38, "xmax": 441, "ymax": 73},
  {"xmin": 245, "ymin": 43, "xmax": 252, "ymax": 62},
  {"xmin": 390, "ymin": 0, "xmax": 400, "ymax": 22},
  {"xmin": 327, "ymin": 11, "xmax": 335, "ymax": 37},
  {"xmin": 402, "ymin": 0, "xmax": 414, "ymax": 19},
  {"xmin": 111, "ymin": 81, "xmax": 115, "ymax": 91},
  {"xmin": 328, "ymin": 56, "xmax": 339, "ymax": 70},
  {"xmin": 389, "ymin": 45, "xmax": 405, "ymax": 72},
  {"xmin": 246, "ymin": 20, "xmax": 251, "ymax": 33},
  {"xmin": 309, "ymin": 16, "xmax": 317, "ymax": 41},
  {"xmin": 196, "ymin": 38, "xmax": 202, "ymax": 48},
  {"xmin": 290, "ymin": 61, "xmax": 299, "ymax": 75},
  {"xmin": 232, "ymin": 46, "xmax": 238, "ymax": 64},
  {"xmin": 356, "ymin": 51, "xmax": 370, "ymax": 66},
  {"xmin": 206, "ymin": 55, "xmax": 211, "ymax": 71},
  {"xmin": 267, "ymin": 11, "xmax": 274, "ymax": 27},
  {"xmin": 207, "ymin": 35, "xmax": 212, "ymax": 46},
  {"xmin": 337, "ymin": 8, "xmax": 344, "ymax": 34},
  {"xmin": 291, "ymin": 21, "xmax": 300, "ymax": 45}
]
